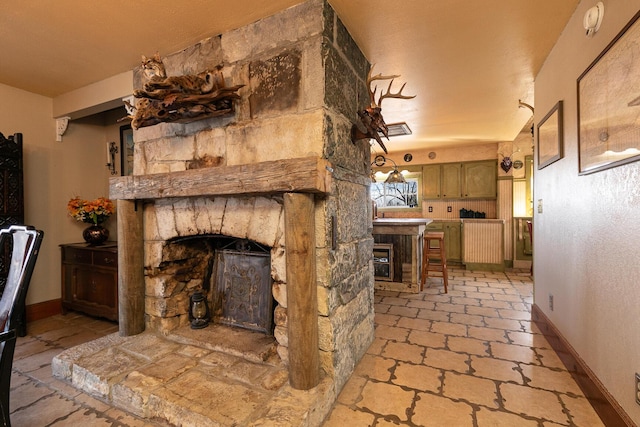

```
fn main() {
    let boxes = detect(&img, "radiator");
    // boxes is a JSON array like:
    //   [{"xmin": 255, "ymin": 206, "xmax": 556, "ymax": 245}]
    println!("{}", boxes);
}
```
[{"xmin": 463, "ymin": 221, "xmax": 504, "ymax": 264}]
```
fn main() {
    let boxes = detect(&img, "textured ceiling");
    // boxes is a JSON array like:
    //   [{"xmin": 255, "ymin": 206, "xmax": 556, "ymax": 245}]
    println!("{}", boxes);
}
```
[{"xmin": 0, "ymin": 0, "xmax": 579, "ymax": 152}]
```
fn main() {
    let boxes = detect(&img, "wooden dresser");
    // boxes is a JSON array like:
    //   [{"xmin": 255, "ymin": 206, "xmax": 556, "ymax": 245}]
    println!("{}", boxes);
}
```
[{"xmin": 60, "ymin": 242, "xmax": 118, "ymax": 321}]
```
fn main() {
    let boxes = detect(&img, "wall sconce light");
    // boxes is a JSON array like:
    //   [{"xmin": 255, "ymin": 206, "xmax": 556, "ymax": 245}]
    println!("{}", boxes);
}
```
[
  {"xmin": 55, "ymin": 116, "xmax": 70, "ymax": 142},
  {"xmin": 106, "ymin": 141, "xmax": 118, "ymax": 175},
  {"xmin": 189, "ymin": 291, "xmax": 210, "ymax": 329}
]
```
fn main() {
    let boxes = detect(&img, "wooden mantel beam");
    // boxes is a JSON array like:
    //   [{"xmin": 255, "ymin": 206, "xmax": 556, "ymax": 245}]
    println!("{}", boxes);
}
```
[{"xmin": 109, "ymin": 156, "xmax": 333, "ymax": 200}]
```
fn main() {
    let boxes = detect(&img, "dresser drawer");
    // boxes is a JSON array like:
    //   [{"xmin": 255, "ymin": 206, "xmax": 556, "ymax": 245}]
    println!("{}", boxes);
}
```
[
  {"xmin": 64, "ymin": 246, "xmax": 92, "ymax": 264},
  {"xmin": 93, "ymin": 251, "xmax": 117, "ymax": 267}
]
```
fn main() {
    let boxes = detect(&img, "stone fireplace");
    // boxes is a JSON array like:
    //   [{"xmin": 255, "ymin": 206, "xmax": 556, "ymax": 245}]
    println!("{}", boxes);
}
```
[{"xmin": 109, "ymin": 0, "xmax": 375, "ymax": 400}]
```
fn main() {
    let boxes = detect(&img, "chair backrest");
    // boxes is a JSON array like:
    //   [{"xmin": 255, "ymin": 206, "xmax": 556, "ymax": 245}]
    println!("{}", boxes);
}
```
[{"xmin": 0, "ymin": 226, "xmax": 44, "ymax": 334}]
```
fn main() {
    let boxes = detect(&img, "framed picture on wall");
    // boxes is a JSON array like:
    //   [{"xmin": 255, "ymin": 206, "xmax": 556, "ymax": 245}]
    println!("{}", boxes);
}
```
[
  {"xmin": 120, "ymin": 125, "xmax": 134, "ymax": 176},
  {"xmin": 577, "ymin": 10, "xmax": 640, "ymax": 174},
  {"xmin": 537, "ymin": 101, "xmax": 563, "ymax": 170}
]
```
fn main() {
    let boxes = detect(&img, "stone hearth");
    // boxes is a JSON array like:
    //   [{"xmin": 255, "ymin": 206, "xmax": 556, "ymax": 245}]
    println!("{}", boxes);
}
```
[
  {"xmin": 52, "ymin": 325, "xmax": 335, "ymax": 426},
  {"xmin": 54, "ymin": 1, "xmax": 375, "ymax": 425}
]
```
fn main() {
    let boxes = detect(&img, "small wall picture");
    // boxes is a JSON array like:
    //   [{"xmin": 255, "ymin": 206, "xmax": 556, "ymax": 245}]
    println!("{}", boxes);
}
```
[
  {"xmin": 120, "ymin": 125, "xmax": 134, "ymax": 176},
  {"xmin": 537, "ymin": 101, "xmax": 564, "ymax": 170}
]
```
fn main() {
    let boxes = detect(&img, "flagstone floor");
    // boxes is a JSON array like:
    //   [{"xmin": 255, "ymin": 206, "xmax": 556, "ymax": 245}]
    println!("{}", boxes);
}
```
[{"xmin": 9, "ymin": 268, "xmax": 604, "ymax": 426}]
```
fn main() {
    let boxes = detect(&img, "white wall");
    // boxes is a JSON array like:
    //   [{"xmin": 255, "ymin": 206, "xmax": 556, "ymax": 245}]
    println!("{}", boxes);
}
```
[
  {"xmin": 534, "ymin": 1, "xmax": 640, "ymax": 422},
  {"xmin": 0, "ymin": 83, "xmax": 120, "ymax": 306}
]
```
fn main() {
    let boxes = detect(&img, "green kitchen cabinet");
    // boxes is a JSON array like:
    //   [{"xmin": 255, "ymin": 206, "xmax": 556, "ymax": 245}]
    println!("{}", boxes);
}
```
[
  {"xmin": 422, "ymin": 164, "xmax": 441, "ymax": 199},
  {"xmin": 426, "ymin": 221, "xmax": 462, "ymax": 262},
  {"xmin": 462, "ymin": 161, "xmax": 497, "ymax": 198},
  {"xmin": 441, "ymin": 164, "xmax": 462, "ymax": 199},
  {"xmin": 422, "ymin": 160, "xmax": 497, "ymax": 200}
]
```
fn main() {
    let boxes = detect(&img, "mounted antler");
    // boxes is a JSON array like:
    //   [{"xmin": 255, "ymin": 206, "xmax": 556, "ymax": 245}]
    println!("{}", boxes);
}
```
[{"xmin": 352, "ymin": 66, "xmax": 415, "ymax": 153}]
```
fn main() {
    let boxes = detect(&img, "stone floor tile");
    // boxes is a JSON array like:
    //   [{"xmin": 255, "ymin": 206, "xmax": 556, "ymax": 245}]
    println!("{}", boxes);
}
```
[
  {"xmin": 392, "ymin": 362, "xmax": 441, "ymax": 393},
  {"xmin": 375, "ymin": 313, "xmax": 399, "ymax": 326},
  {"xmin": 13, "ymin": 337, "xmax": 54, "ymax": 360},
  {"xmin": 447, "ymin": 336, "xmax": 489, "ymax": 356},
  {"xmin": 412, "ymin": 392, "xmax": 474, "ymax": 427},
  {"xmin": 475, "ymin": 406, "xmax": 540, "ymax": 426},
  {"xmin": 10, "ymin": 394, "xmax": 83, "ymax": 427},
  {"xmin": 423, "ymin": 348, "xmax": 469, "ymax": 373},
  {"xmin": 536, "ymin": 347, "xmax": 567, "ymax": 369},
  {"xmin": 450, "ymin": 312, "xmax": 485, "ymax": 327},
  {"xmin": 451, "ymin": 296, "xmax": 482, "ymax": 306},
  {"xmin": 381, "ymin": 341, "xmax": 424, "ymax": 364},
  {"xmin": 380, "ymin": 296, "xmax": 409, "ymax": 306},
  {"xmin": 498, "ymin": 308, "xmax": 532, "ymax": 320},
  {"xmin": 416, "ymin": 308, "xmax": 450, "ymax": 322},
  {"xmin": 12, "ymin": 347, "xmax": 61, "ymax": 373},
  {"xmin": 374, "ymin": 324, "xmax": 410, "ymax": 342},
  {"xmin": 396, "ymin": 316, "xmax": 431, "ymax": 332},
  {"xmin": 521, "ymin": 364, "xmax": 583, "ymax": 395},
  {"xmin": 49, "ymin": 408, "xmax": 114, "ymax": 426},
  {"xmin": 353, "ymin": 354, "xmax": 396, "ymax": 382},
  {"xmin": 431, "ymin": 321, "xmax": 467, "ymax": 337},
  {"xmin": 500, "ymin": 382, "xmax": 568, "ymax": 424},
  {"xmin": 10, "ymin": 380, "xmax": 55, "ymax": 412},
  {"xmin": 560, "ymin": 394, "xmax": 606, "ymax": 426},
  {"xmin": 375, "ymin": 419, "xmax": 413, "ymax": 426},
  {"xmin": 322, "ymin": 403, "xmax": 375, "ymax": 426},
  {"xmin": 335, "ymin": 375, "xmax": 367, "ymax": 405},
  {"xmin": 508, "ymin": 330, "xmax": 551, "ymax": 348},
  {"xmin": 467, "ymin": 326, "xmax": 508, "ymax": 343},
  {"xmin": 493, "ymin": 294, "xmax": 524, "ymax": 303},
  {"xmin": 374, "ymin": 303, "xmax": 391, "ymax": 314},
  {"xmin": 470, "ymin": 355, "xmax": 523, "ymax": 384},
  {"xmin": 407, "ymin": 329, "xmax": 446, "ymax": 349},
  {"xmin": 356, "ymin": 381, "xmax": 415, "ymax": 422},
  {"xmin": 406, "ymin": 299, "xmax": 435, "ymax": 310},
  {"xmin": 479, "ymin": 299, "xmax": 513, "ymax": 309},
  {"xmin": 463, "ymin": 291, "xmax": 495, "ymax": 300},
  {"xmin": 434, "ymin": 302, "xmax": 466, "ymax": 313},
  {"xmin": 366, "ymin": 337, "xmax": 387, "ymax": 355},
  {"xmin": 443, "ymin": 371, "xmax": 499, "ymax": 409},
  {"xmin": 490, "ymin": 342, "xmax": 539, "ymax": 364},
  {"xmin": 442, "ymin": 372, "xmax": 500, "ymax": 409},
  {"xmin": 466, "ymin": 305, "xmax": 499, "ymax": 318},
  {"xmin": 387, "ymin": 305, "xmax": 419, "ymax": 318},
  {"xmin": 484, "ymin": 317, "xmax": 524, "ymax": 331}
]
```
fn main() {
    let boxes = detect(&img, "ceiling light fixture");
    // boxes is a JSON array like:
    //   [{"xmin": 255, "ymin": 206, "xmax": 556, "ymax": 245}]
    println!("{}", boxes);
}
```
[{"xmin": 370, "ymin": 154, "xmax": 406, "ymax": 184}]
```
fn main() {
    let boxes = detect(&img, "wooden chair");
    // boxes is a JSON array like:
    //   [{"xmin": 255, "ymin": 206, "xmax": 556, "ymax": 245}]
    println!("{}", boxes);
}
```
[
  {"xmin": 420, "ymin": 231, "xmax": 448, "ymax": 293},
  {"xmin": 0, "ymin": 225, "xmax": 44, "ymax": 427}
]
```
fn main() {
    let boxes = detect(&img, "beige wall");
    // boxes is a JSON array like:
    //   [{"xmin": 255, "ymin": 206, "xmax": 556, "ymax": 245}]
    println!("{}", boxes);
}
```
[
  {"xmin": 535, "ymin": 0, "xmax": 640, "ymax": 421},
  {"xmin": 0, "ymin": 83, "xmax": 120, "ymax": 306}
]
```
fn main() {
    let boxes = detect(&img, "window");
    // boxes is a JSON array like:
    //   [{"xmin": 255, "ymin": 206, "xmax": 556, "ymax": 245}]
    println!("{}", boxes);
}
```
[{"xmin": 371, "ymin": 169, "xmax": 421, "ymax": 210}]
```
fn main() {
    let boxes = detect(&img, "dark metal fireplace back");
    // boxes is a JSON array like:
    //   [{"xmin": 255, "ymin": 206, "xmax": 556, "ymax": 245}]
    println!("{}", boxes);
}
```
[{"xmin": 211, "ymin": 244, "xmax": 273, "ymax": 334}]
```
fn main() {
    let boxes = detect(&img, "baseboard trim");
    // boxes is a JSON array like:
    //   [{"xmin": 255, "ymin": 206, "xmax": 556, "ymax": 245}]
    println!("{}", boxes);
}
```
[
  {"xmin": 531, "ymin": 304, "xmax": 635, "ymax": 427},
  {"xmin": 26, "ymin": 299, "xmax": 62, "ymax": 323}
]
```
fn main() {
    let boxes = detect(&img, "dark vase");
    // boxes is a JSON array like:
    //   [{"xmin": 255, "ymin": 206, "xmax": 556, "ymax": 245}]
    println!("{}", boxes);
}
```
[{"xmin": 83, "ymin": 224, "xmax": 109, "ymax": 246}]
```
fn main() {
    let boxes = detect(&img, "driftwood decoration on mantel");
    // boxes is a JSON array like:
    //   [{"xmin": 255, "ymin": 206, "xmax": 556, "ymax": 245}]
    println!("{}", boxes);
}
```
[
  {"xmin": 125, "ymin": 53, "xmax": 244, "ymax": 129},
  {"xmin": 351, "ymin": 66, "xmax": 415, "ymax": 153}
]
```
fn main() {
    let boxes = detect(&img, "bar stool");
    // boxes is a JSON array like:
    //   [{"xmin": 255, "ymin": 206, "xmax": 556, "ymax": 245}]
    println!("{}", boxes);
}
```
[{"xmin": 420, "ymin": 231, "xmax": 448, "ymax": 293}]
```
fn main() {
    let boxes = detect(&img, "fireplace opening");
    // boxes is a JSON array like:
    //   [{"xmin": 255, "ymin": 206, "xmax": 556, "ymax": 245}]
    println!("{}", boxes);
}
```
[
  {"xmin": 210, "ymin": 238, "xmax": 273, "ymax": 334},
  {"xmin": 161, "ymin": 235, "xmax": 275, "ymax": 335}
]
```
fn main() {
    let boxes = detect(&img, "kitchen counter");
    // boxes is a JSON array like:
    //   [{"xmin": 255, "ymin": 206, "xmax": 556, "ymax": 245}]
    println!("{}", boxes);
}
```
[{"xmin": 372, "ymin": 218, "xmax": 431, "ymax": 293}]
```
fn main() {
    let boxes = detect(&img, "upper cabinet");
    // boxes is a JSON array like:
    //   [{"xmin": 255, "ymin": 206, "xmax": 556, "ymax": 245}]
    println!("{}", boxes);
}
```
[
  {"xmin": 462, "ymin": 161, "xmax": 497, "ymax": 198},
  {"xmin": 422, "ymin": 164, "xmax": 441, "ymax": 199},
  {"xmin": 422, "ymin": 160, "xmax": 497, "ymax": 200}
]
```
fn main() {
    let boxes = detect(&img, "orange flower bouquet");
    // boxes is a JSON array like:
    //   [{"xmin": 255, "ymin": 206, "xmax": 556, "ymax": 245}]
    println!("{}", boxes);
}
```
[{"xmin": 67, "ymin": 197, "xmax": 115, "ymax": 225}]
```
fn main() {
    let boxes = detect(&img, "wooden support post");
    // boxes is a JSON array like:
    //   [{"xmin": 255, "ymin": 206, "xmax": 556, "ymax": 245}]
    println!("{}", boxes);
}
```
[
  {"xmin": 283, "ymin": 192, "xmax": 320, "ymax": 390},
  {"xmin": 116, "ymin": 199, "xmax": 145, "ymax": 336}
]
